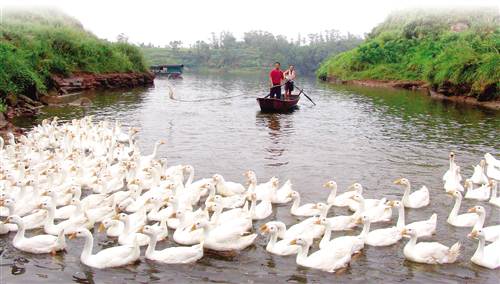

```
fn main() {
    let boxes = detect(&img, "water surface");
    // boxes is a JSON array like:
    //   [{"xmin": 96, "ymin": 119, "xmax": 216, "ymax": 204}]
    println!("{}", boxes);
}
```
[{"xmin": 4, "ymin": 73, "xmax": 500, "ymax": 283}]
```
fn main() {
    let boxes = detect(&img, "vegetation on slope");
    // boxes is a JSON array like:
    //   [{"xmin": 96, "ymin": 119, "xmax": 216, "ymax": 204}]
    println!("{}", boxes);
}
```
[
  {"xmin": 0, "ymin": 8, "xmax": 148, "ymax": 101},
  {"xmin": 317, "ymin": 8, "xmax": 500, "ymax": 100},
  {"xmin": 141, "ymin": 30, "xmax": 363, "ymax": 74}
]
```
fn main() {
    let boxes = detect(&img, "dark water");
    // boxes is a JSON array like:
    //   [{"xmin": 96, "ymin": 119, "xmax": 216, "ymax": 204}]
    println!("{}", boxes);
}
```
[{"xmin": 3, "ymin": 73, "xmax": 500, "ymax": 283}]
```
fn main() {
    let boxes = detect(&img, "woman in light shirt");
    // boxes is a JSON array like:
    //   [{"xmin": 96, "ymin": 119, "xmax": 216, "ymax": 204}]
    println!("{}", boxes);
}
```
[{"xmin": 283, "ymin": 65, "xmax": 296, "ymax": 98}]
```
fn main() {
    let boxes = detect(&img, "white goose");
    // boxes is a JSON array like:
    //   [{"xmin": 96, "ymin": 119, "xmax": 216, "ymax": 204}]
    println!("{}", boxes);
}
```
[
  {"xmin": 289, "ymin": 237, "xmax": 351, "ymax": 273},
  {"xmin": 402, "ymin": 228, "xmax": 461, "ymax": 264},
  {"xmin": 447, "ymin": 190, "xmax": 478, "ymax": 227},
  {"xmin": 470, "ymin": 160, "xmax": 489, "ymax": 185},
  {"xmin": 464, "ymin": 179, "xmax": 490, "ymax": 201},
  {"xmin": 142, "ymin": 225, "xmax": 203, "ymax": 264},
  {"xmin": 468, "ymin": 206, "xmax": 500, "ymax": 242},
  {"xmin": 69, "ymin": 228, "xmax": 140, "ymax": 269},
  {"xmin": 259, "ymin": 223, "xmax": 298, "ymax": 256},
  {"xmin": 191, "ymin": 220, "xmax": 257, "ymax": 251},
  {"xmin": 288, "ymin": 191, "xmax": 321, "ymax": 217},
  {"xmin": 318, "ymin": 216, "xmax": 368, "ymax": 253},
  {"xmin": 393, "ymin": 178, "xmax": 429, "ymax": 208},
  {"xmin": 444, "ymin": 166, "xmax": 464, "ymax": 193},
  {"xmin": 390, "ymin": 200, "xmax": 437, "ymax": 238},
  {"xmin": 248, "ymin": 192, "xmax": 272, "ymax": 220},
  {"xmin": 0, "ymin": 198, "xmax": 46, "ymax": 230},
  {"xmin": 116, "ymin": 213, "xmax": 150, "ymax": 246},
  {"xmin": 7, "ymin": 215, "xmax": 66, "ymax": 254},
  {"xmin": 99, "ymin": 218, "xmax": 124, "ymax": 238},
  {"xmin": 324, "ymin": 180, "xmax": 339, "ymax": 205},
  {"xmin": 273, "ymin": 179, "xmax": 293, "ymax": 204},
  {"xmin": 345, "ymin": 183, "xmax": 382, "ymax": 212},
  {"xmin": 212, "ymin": 174, "xmax": 246, "ymax": 197},
  {"xmin": 443, "ymin": 152, "xmax": 458, "ymax": 181},
  {"xmin": 351, "ymin": 194, "xmax": 392, "ymax": 223},
  {"xmin": 489, "ymin": 180, "xmax": 500, "ymax": 207},
  {"xmin": 468, "ymin": 229, "xmax": 500, "ymax": 269}
]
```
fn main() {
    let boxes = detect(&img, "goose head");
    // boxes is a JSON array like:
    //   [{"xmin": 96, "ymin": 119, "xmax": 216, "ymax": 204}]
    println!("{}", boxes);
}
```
[
  {"xmin": 212, "ymin": 174, "xmax": 223, "ymax": 185},
  {"xmin": 393, "ymin": 178, "xmax": 410, "ymax": 186},
  {"xmin": 350, "ymin": 194, "xmax": 364, "ymax": 202},
  {"xmin": 323, "ymin": 180, "xmax": 337, "ymax": 189},
  {"xmin": 259, "ymin": 223, "xmax": 278, "ymax": 235},
  {"xmin": 287, "ymin": 190, "xmax": 299, "ymax": 199},
  {"xmin": 448, "ymin": 190, "xmax": 462, "ymax": 199},
  {"xmin": 401, "ymin": 227, "xmax": 417, "ymax": 237},
  {"xmin": 386, "ymin": 200, "xmax": 402, "ymax": 208},
  {"xmin": 140, "ymin": 225, "xmax": 159, "ymax": 236},
  {"xmin": 5, "ymin": 215, "xmax": 22, "ymax": 225},
  {"xmin": 190, "ymin": 219, "xmax": 209, "ymax": 231},
  {"xmin": 355, "ymin": 215, "xmax": 370, "ymax": 225},
  {"xmin": 68, "ymin": 228, "xmax": 90, "ymax": 240},
  {"xmin": 348, "ymin": 183, "xmax": 363, "ymax": 193},
  {"xmin": 182, "ymin": 165, "xmax": 194, "ymax": 173},
  {"xmin": 289, "ymin": 237, "xmax": 309, "ymax": 247},
  {"xmin": 468, "ymin": 229, "xmax": 484, "ymax": 239},
  {"xmin": 467, "ymin": 205, "xmax": 485, "ymax": 215},
  {"xmin": 270, "ymin": 177, "xmax": 279, "ymax": 188},
  {"xmin": 313, "ymin": 217, "xmax": 328, "ymax": 225}
]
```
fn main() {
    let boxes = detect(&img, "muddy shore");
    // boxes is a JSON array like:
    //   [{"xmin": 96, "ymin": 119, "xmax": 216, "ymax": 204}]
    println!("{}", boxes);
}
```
[{"xmin": 324, "ymin": 77, "xmax": 500, "ymax": 111}]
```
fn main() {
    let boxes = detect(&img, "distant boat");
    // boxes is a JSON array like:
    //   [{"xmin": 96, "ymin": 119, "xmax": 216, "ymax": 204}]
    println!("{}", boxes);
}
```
[
  {"xmin": 257, "ymin": 95, "xmax": 300, "ymax": 113},
  {"xmin": 150, "ymin": 64, "xmax": 184, "ymax": 79}
]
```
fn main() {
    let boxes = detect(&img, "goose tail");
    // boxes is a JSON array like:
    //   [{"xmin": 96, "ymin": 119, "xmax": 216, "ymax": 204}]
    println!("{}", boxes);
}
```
[{"xmin": 448, "ymin": 242, "xmax": 461, "ymax": 262}]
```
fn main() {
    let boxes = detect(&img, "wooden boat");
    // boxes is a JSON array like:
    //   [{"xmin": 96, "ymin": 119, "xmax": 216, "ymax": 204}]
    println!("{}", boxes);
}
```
[{"xmin": 257, "ymin": 95, "xmax": 300, "ymax": 112}]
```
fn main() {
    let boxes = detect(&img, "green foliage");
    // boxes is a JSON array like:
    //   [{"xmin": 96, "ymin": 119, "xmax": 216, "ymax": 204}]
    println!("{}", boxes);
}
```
[
  {"xmin": 141, "ymin": 30, "xmax": 363, "ymax": 74},
  {"xmin": 318, "ymin": 8, "xmax": 500, "ymax": 99},
  {"xmin": 0, "ymin": 8, "xmax": 148, "ymax": 98},
  {"xmin": 0, "ymin": 99, "xmax": 7, "ymax": 113}
]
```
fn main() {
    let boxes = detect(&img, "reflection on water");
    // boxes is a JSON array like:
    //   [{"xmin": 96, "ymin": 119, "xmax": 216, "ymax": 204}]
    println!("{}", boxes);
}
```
[
  {"xmin": 256, "ymin": 113, "xmax": 295, "ymax": 167},
  {"xmin": 4, "ymin": 73, "xmax": 500, "ymax": 283}
]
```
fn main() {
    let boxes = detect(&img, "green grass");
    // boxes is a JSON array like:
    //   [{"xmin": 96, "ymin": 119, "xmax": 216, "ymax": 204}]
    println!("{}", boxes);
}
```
[
  {"xmin": 0, "ymin": 8, "xmax": 148, "ymax": 99},
  {"xmin": 317, "ymin": 8, "xmax": 500, "ymax": 100}
]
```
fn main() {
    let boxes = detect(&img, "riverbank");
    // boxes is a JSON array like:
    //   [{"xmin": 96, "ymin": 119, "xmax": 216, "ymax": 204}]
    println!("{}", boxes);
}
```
[
  {"xmin": 317, "ymin": 8, "xmax": 499, "ymax": 107},
  {"xmin": 324, "ymin": 76, "xmax": 500, "ymax": 110},
  {"xmin": 0, "ymin": 8, "xmax": 153, "ymax": 133}
]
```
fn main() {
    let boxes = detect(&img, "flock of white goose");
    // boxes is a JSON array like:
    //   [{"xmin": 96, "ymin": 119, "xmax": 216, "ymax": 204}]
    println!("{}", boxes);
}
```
[{"xmin": 0, "ymin": 117, "xmax": 499, "ymax": 273}]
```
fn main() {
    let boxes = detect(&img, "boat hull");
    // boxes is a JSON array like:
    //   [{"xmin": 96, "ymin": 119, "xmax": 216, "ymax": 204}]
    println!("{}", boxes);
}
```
[{"xmin": 257, "ymin": 95, "xmax": 300, "ymax": 113}]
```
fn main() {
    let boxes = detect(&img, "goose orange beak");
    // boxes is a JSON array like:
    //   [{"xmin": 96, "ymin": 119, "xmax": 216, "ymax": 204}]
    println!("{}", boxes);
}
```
[
  {"xmin": 467, "ymin": 207, "xmax": 477, "ymax": 213},
  {"xmin": 190, "ymin": 224, "xmax": 197, "ymax": 232},
  {"xmin": 68, "ymin": 232, "xmax": 77, "ymax": 240},
  {"xmin": 98, "ymin": 223, "xmax": 106, "ymax": 233},
  {"xmin": 259, "ymin": 224, "xmax": 269, "ymax": 233},
  {"xmin": 393, "ymin": 179, "xmax": 402, "ymax": 185},
  {"xmin": 289, "ymin": 239, "xmax": 297, "ymax": 245}
]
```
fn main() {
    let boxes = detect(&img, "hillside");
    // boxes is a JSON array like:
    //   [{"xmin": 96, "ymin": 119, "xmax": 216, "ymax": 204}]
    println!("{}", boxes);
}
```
[
  {"xmin": 0, "ymin": 8, "xmax": 148, "ymax": 104},
  {"xmin": 317, "ymin": 8, "xmax": 500, "ymax": 101}
]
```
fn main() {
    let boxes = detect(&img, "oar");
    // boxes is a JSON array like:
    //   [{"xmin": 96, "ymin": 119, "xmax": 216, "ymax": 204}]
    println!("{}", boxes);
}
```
[{"xmin": 294, "ymin": 84, "xmax": 316, "ymax": 105}]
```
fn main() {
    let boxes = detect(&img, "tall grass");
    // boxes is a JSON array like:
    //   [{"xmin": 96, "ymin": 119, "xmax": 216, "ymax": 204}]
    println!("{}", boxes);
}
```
[
  {"xmin": 0, "ymin": 8, "xmax": 148, "ymax": 99},
  {"xmin": 317, "ymin": 8, "xmax": 500, "ymax": 99}
]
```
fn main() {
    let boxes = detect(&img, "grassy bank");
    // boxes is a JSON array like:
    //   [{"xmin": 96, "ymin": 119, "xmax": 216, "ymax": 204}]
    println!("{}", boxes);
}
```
[
  {"xmin": 317, "ymin": 8, "xmax": 500, "ymax": 100},
  {"xmin": 0, "ymin": 8, "xmax": 148, "ymax": 102}
]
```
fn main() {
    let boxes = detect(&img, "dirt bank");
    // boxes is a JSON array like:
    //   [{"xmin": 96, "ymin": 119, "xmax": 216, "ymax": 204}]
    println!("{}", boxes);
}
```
[
  {"xmin": 325, "ymin": 76, "xmax": 500, "ymax": 111},
  {"xmin": 0, "ymin": 71, "xmax": 155, "ymax": 134},
  {"xmin": 41, "ymin": 72, "xmax": 155, "ymax": 104}
]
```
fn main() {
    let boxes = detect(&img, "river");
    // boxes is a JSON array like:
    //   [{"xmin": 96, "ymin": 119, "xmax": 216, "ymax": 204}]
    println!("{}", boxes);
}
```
[{"xmin": 3, "ymin": 73, "xmax": 500, "ymax": 283}]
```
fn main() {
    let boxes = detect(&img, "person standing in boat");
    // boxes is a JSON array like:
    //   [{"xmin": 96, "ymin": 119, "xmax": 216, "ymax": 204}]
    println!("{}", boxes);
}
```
[
  {"xmin": 283, "ymin": 65, "xmax": 296, "ymax": 98},
  {"xmin": 269, "ymin": 62, "xmax": 284, "ymax": 99}
]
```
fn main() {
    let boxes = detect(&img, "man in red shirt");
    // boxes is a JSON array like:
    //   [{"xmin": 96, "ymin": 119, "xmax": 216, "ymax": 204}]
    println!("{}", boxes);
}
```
[{"xmin": 269, "ymin": 62, "xmax": 284, "ymax": 99}]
